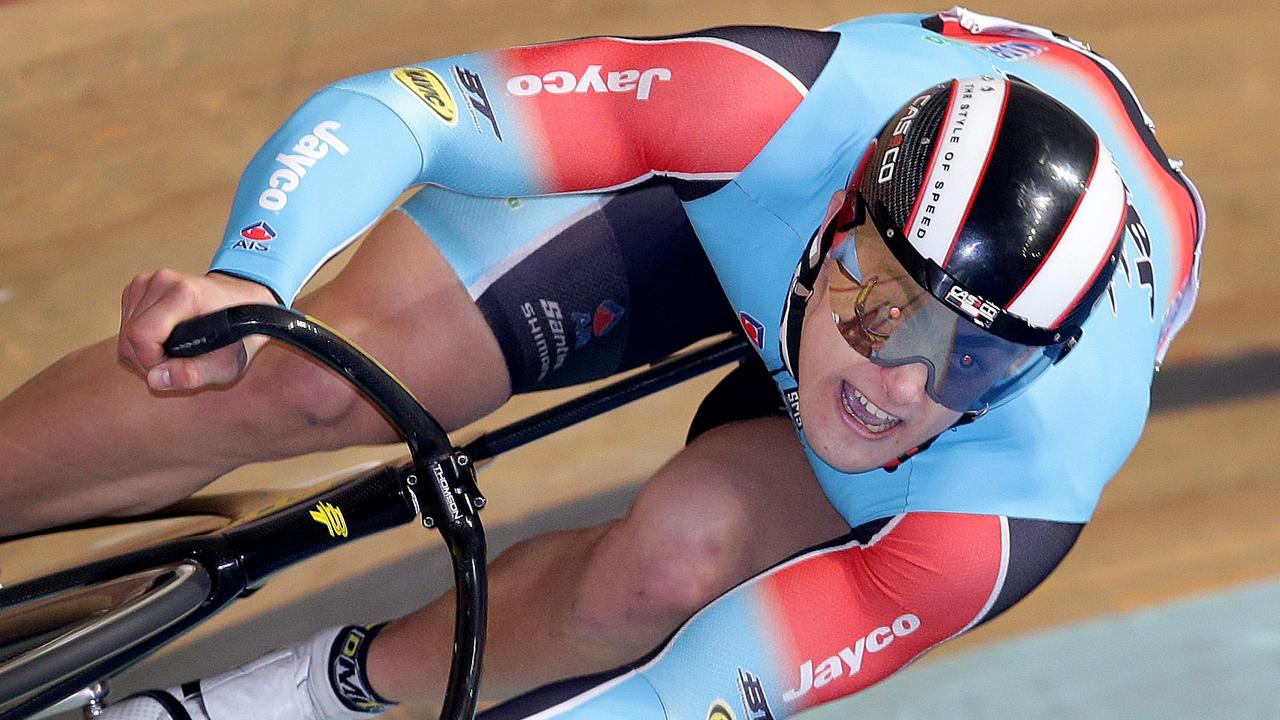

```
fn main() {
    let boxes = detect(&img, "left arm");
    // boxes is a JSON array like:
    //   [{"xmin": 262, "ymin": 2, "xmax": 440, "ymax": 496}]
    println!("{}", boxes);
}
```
[{"xmin": 480, "ymin": 512, "xmax": 1082, "ymax": 719}]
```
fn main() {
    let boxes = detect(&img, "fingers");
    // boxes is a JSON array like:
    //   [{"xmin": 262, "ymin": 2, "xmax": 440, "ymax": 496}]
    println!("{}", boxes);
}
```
[
  {"xmin": 118, "ymin": 271, "xmax": 156, "ymax": 368},
  {"xmin": 116, "ymin": 269, "xmax": 275, "ymax": 392},
  {"xmin": 119, "ymin": 269, "xmax": 200, "ymax": 370}
]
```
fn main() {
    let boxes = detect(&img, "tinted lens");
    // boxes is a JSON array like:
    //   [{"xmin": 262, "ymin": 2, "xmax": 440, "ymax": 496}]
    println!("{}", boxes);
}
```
[{"xmin": 827, "ymin": 225, "xmax": 1058, "ymax": 412}]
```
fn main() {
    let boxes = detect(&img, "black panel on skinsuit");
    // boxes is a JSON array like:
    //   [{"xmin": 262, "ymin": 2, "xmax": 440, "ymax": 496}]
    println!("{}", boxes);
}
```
[
  {"xmin": 976, "ymin": 517, "xmax": 1084, "ymax": 625},
  {"xmin": 640, "ymin": 25, "xmax": 840, "ymax": 89},
  {"xmin": 475, "ymin": 182, "xmax": 735, "ymax": 393},
  {"xmin": 685, "ymin": 355, "xmax": 786, "ymax": 445},
  {"xmin": 477, "ymin": 666, "xmax": 635, "ymax": 720},
  {"xmin": 672, "ymin": 177, "xmax": 731, "ymax": 201},
  {"xmin": 920, "ymin": 14, "xmax": 945, "ymax": 33},
  {"xmin": 605, "ymin": 183, "xmax": 737, "ymax": 372}
]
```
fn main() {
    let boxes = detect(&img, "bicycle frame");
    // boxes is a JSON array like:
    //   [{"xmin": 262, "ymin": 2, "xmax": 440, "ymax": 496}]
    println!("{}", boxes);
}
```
[
  {"xmin": 0, "ymin": 305, "xmax": 751, "ymax": 720},
  {"xmin": 0, "ymin": 460, "xmax": 419, "ymax": 720}
]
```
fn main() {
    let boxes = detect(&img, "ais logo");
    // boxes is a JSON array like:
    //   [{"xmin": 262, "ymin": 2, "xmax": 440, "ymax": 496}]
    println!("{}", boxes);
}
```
[
  {"xmin": 233, "ymin": 221, "xmax": 276, "ymax": 252},
  {"xmin": 739, "ymin": 311, "xmax": 765, "ymax": 349},
  {"xmin": 572, "ymin": 299, "xmax": 625, "ymax": 350}
]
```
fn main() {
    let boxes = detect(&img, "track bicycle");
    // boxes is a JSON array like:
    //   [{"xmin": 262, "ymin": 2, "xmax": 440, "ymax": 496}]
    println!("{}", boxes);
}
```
[{"xmin": 0, "ymin": 304, "xmax": 749, "ymax": 720}]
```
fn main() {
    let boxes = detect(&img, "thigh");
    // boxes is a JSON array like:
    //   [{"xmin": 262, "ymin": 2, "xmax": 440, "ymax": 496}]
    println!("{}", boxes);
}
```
[
  {"xmin": 401, "ymin": 182, "xmax": 735, "ymax": 393},
  {"xmin": 288, "ymin": 181, "xmax": 733, "ymax": 434},
  {"xmin": 293, "ymin": 209, "xmax": 511, "ymax": 431}
]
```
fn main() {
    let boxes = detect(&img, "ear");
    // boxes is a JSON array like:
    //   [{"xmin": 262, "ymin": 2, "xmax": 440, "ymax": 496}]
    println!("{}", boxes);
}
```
[
  {"xmin": 810, "ymin": 257, "xmax": 831, "ymax": 305},
  {"xmin": 836, "ymin": 141, "xmax": 877, "ymax": 232}
]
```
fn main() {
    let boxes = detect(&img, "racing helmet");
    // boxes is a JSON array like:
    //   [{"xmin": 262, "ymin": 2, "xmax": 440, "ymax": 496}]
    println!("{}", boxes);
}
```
[{"xmin": 784, "ymin": 75, "xmax": 1129, "ymax": 415}]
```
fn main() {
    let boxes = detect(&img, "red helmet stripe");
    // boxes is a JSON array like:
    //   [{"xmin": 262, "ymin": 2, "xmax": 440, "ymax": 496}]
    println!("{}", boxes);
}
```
[
  {"xmin": 1004, "ymin": 137, "xmax": 1103, "ymax": 310},
  {"xmin": 942, "ymin": 83, "xmax": 1011, "ymax": 267},
  {"xmin": 1006, "ymin": 140, "xmax": 1127, "ymax": 328}
]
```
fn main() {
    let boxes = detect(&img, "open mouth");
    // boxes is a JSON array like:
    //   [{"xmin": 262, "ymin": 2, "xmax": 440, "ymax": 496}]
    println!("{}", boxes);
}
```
[{"xmin": 840, "ymin": 381, "xmax": 903, "ymax": 435}]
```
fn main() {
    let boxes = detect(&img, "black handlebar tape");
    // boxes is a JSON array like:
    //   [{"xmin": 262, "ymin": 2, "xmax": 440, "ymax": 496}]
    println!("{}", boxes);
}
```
[{"xmin": 163, "ymin": 309, "xmax": 238, "ymax": 357}]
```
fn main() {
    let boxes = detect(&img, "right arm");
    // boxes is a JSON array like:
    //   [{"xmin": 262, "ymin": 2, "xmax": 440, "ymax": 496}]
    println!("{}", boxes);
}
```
[
  {"xmin": 211, "ymin": 28, "xmax": 832, "ymax": 305},
  {"xmin": 125, "ymin": 27, "xmax": 837, "ymax": 389}
]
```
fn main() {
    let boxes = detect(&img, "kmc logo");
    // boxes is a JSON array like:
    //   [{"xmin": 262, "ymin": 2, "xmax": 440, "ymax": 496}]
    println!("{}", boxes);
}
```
[
  {"xmin": 706, "ymin": 700, "xmax": 735, "ymax": 720},
  {"xmin": 393, "ymin": 67, "xmax": 459, "ymax": 125}
]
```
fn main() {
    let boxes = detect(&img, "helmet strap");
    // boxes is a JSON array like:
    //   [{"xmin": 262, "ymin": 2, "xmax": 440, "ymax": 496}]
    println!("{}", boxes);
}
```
[
  {"xmin": 880, "ymin": 407, "xmax": 984, "ymax": 472},
  {"xmin": 881, "ymin": 435, "xmax": 938, "ymax": 472}
]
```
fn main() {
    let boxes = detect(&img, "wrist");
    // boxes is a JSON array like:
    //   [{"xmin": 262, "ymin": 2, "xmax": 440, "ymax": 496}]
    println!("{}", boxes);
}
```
[{"xmin": 206, "ymin": 270, "xmax": 282, "ymax": 305}]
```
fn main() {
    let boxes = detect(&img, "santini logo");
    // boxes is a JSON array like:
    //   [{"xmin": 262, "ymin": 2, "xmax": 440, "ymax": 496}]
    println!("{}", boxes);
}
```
[
  {"xmin": 506, "ymin": 65, "xmax": 671, "ymax": 101},
  {"xmin": 783, "ymin": 613, "xmax": 921, "ymax": 702}
]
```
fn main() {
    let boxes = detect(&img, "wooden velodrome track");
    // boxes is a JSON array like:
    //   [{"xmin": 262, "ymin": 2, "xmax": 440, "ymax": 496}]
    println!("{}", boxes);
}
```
[{"xmin": 1, "ymin": 0, "xmax": 1278, "ymax": 715}]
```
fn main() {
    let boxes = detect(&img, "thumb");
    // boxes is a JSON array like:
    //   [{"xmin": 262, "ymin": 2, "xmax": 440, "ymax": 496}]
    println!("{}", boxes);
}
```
[{"xmin": 148, "ymin": 341, "xmax": 250, "ymax": 392}]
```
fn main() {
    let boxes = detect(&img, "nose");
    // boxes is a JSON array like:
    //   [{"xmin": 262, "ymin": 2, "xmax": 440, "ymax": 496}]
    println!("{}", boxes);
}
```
[{"xmin": 879, "ymin": 361, "xmax": 930, "ymax": 406}]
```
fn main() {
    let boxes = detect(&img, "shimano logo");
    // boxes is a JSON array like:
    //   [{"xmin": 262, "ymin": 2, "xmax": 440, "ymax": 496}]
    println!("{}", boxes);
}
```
[
  {"xmin": 259, "ymin": 120, "xmax": 348, "ymax": 211},
  {"xmin": 783, "ymin": 613, "xmax": 921, "ymax": 702},
  {"xmin": 506, "ymin": 65, "xmax": 672, "ymax": 101}
]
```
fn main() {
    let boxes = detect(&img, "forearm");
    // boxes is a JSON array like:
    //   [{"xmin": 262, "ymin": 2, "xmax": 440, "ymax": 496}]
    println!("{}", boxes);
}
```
[{"xmin": 0, "ymin": 335, "xmax": 395, "ymax": 537}]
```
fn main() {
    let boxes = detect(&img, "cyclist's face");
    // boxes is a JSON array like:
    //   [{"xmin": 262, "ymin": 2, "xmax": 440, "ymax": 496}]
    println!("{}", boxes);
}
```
[{"xmin": 797, "ymin": 259, "xmax": 962, "ymax": 473}]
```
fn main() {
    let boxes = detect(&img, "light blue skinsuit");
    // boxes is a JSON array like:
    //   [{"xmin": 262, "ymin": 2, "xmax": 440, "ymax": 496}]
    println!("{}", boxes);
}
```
[{"xmin": 206, "ymin": 9, "xmax": 1204, "ymax": 718}]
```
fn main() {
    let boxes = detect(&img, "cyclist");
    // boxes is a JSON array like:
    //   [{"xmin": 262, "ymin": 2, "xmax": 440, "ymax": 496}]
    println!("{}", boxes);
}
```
[{"xmin": 0, "ymin": 7, "xmax": 1202, "ymax": 720}]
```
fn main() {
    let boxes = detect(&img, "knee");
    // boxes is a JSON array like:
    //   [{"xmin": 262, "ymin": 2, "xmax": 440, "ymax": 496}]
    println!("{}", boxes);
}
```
[
  {"xmin": 237, "ymin": 349, "xmax": 362, "ymax": 439},
  {"xmin": 564, "ymin": 456, "xmax": 753, "ymax": 645}
]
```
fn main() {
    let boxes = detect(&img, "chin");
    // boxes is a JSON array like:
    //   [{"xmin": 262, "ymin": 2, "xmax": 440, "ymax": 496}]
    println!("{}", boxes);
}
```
[
  {"xmin": 797, "ymin": 379, "xmax": 907, "ymax": 473},
  {"xmin": 803, "ymin": 426, "xmax": 905, "ymax": 474},
  {"xmin": 808, "ymin": 443, "xmax": 884, "ymax": 474}
]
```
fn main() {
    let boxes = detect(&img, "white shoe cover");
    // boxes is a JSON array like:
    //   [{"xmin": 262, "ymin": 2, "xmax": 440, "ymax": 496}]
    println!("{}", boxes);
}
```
[
  {"xmin": 99, "ymin": 693, "xmax": 195, "ymax": 720},
  {"xmin": 102, "ymin": 627, "xmax": 379, "ymax": 720}
]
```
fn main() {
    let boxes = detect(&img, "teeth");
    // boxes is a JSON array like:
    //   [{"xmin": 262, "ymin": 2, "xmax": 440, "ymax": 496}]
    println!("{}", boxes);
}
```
[
  {"xmin": 849, "ymin": 389, "xmax": 901, "ymax": 422},
  {"xmin": 841, "ymin": 384, "xmax": 901, "ymax": 433}
]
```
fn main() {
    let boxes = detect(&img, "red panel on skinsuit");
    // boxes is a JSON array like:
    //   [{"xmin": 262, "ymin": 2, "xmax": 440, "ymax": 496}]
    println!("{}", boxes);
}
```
[
  {"xmin": 759, "ymin": 513, "xmax": 1006, "ymax": 712},
  {"xmin": 499, "ymin": 37, "xmax": 805, "ymax": 191}
]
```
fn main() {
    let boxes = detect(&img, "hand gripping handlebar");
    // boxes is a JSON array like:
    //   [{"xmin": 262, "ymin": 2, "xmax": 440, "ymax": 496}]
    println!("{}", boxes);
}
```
[{"xmin": 165, "ymin": 304, "xmax": 487, "ymax": 720}]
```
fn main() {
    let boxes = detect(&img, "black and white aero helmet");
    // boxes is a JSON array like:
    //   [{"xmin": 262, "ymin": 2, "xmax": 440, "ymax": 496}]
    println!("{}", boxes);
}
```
[{"xmin": 784, "ymin": 75, "xmax": 1128, "ymax": 414}]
